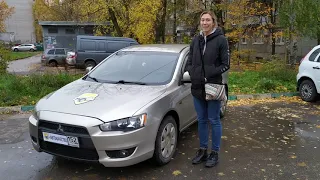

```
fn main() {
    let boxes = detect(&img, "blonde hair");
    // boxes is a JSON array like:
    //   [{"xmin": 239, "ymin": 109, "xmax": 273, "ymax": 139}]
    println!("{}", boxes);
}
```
[{"xmin": 200, "ymin": 11, "xmax": 218, "ymax": 28}]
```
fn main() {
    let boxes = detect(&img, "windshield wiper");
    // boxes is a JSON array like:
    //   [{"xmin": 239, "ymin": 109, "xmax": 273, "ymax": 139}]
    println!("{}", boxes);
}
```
[
  {"xmin": 86, "ymin": 75, "xmax": 99, "ymax": 82},
  {"xmin": 116, "ymin": 80, "xmax": 146, "ymax": 85}
]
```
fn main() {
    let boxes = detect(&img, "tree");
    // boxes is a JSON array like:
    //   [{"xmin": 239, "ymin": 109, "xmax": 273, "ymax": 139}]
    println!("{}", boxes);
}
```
[
  {"xmin": 33, "ymin": 0, "xmax": 161, "ymax": 44},
  {"xmin": 278, "ymin": 0, "xmax": 320, "ymax": 65},
  {"xmin": 0, "ymin": 0, "xmax": 15, "ymax": 32},
  {"xmin": 279, "ymin": 0, "xmax": 320, "ymax": 44}
]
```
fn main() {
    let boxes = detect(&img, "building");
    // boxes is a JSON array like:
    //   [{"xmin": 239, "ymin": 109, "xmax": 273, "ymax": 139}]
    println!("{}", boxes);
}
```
[
  {"xmin": 39, "ymin": 21, "xmax": 111, "ymax": 51},
  {"xmin": 1, "ymin": 0, "xmax": 35, "ymax": 43}
]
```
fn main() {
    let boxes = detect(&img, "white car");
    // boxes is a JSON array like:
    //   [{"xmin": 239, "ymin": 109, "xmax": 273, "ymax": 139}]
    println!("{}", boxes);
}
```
[
  {"xmin": 297, "ymin": 45, "xmax": 320, "ymax": 102},
  {"xmin": 66, "ymin": 51, "xmax": 76, "ymax": 65},
  {"xmin": 11, "ymin": 44, "xmax": 37, "ymax": 52}
]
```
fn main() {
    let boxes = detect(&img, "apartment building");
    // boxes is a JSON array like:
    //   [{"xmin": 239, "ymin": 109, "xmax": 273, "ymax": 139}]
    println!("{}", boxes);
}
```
[{"xmin": 1, "ymin": 0, "xmax": 35, "ymax": 43}]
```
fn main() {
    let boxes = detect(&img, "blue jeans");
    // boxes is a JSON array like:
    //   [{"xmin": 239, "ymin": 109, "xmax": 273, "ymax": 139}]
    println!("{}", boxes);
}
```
[{"xmin": 193, "ymin": 96, "xmax": 222, "ymax": 152}]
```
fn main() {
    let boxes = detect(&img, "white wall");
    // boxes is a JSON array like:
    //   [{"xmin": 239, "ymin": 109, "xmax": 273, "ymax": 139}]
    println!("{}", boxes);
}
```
[{"xmin": 4, "ymin": 0, "xmax": 35, "ymax": 43}]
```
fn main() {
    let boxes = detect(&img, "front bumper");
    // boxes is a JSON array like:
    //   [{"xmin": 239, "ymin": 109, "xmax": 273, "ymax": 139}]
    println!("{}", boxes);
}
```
[{"xmin": 29, "ymin": 111, "xmax": 156, "ymax": 167}]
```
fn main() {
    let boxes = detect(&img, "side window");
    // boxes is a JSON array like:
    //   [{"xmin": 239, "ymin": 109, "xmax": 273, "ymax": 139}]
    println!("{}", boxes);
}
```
[
  {"xmin": 47, "ymin": 49, "xmax": 55, "ymax": 54},
  {"xmin": 55, "ymin": 49, "xmax": 65, "ymax": 55},
  {"xmin": 80, "ymin": 41, "xmax": 96, "ymax": 51},
  {"xmin": 107, "ymin": 42, "xmax": 129, "ymax": 52},
  {"xmin": 309, "ymin": 48, "xmax": 320, "ymax": 61},
  {"xmin": 316, "ymin": 54, "xmax": 320, "ymax": 62}
]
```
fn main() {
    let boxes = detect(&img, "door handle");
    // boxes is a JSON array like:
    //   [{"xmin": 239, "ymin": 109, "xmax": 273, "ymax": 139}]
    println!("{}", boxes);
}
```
[{"xmin": 313, "ymin": 66, "xmax": 320, "ymax": 70}]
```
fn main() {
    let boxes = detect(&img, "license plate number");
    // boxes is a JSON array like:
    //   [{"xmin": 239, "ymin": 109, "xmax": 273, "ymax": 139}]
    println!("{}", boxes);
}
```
[{"xmin": 42, "ymin": 132, "xmax": 79, "ymax": 148}]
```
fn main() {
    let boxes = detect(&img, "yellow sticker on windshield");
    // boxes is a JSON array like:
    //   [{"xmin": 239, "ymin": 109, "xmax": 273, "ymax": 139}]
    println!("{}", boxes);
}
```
[{"xmin": 74, "ymin": 93, "xmax": 98, "ymax": 105}]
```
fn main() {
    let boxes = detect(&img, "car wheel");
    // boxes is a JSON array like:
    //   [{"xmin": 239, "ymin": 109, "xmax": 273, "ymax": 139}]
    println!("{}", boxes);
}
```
[
  {"xmin": 220, "ymin": 99, "xmax": 227, "ymax": 118},
  {"xmin": 85, "ymin": 60, "xmax": 96, "ymax": 68},
  {"xmin": 14, "ymin": 48, "xmax": 18, "ymax": 52},
  {"xmin": 30, "ymin": 49, "xmax": 35, "ymax": 52},
  {"xmin": 299, "ymin": 79, "xmax": 318, "ymax": 102},
  {"xmin": 49, "ymin": 60, "xmax": 58, "ymax": 67},
  {"xmin": 152, "ymin": 115, "xmax": 178, "ymax": 166}
]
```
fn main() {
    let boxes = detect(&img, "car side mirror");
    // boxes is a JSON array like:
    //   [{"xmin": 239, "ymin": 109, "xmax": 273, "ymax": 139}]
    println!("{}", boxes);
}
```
[
  {"xmin": 86, "ymin": 66, "xmax": 93, "ymax": 73},
  {"xmin": 181, "ymin": 71, "xmax": 191, "ymax": 83}
]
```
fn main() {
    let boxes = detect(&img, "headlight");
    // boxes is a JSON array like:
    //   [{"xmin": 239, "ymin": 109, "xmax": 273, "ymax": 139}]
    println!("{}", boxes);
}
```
[{"xmin": 100, "ymin": 114, "xmax": 147, "ymax": 132}]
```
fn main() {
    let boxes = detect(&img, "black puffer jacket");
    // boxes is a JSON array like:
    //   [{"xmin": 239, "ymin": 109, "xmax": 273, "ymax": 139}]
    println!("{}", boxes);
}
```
[{"xmin": 186, "ymin": 28, "xmax": 230, "ymax": 100}]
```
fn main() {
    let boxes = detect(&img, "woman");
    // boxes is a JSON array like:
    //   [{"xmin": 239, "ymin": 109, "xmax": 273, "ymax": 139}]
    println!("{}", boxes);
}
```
[{"xmin": 186, "ymin": 11, "xmax": 230, "ymax": 168}]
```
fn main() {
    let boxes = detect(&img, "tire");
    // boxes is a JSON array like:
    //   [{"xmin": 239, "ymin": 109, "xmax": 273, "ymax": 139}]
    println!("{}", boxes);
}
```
[
  {"xmin": 14, "ymin": 48, "xmax": 18, "ymax": 52},
  {"xmin": 30, "ymin": 49, "xmax": 35, "ymax": 52},
  {"xmin": 299, "ymin": 79, "xmax": 318, "ymax": 102},
  {"xmin": 152, "ymin": 116, "xmax": 178, "ymax": 166},
  {"xmin": 49, "ymin": 60, "xmax": 58, "ymax": 67},
  {"xmin": 85, "ymin": 60, "xmax": 96, "ymax": 68}
]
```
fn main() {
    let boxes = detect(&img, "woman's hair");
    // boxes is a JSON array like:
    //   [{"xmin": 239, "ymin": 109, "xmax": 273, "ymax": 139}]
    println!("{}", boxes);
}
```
[{"xmin": 200, "ymin": 11, "xmax": 218, "ymax": 28}]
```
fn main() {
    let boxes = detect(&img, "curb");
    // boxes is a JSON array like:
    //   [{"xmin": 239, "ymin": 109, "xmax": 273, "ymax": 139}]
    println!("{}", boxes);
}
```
[{"xmin": 0, "ymin": 92, "xmax": 300, "ymax": 114}]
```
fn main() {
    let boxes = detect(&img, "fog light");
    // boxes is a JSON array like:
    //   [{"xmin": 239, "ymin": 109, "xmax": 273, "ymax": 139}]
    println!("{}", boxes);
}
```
[{"xmin": 106, "ymin": 147, "xmax": 136, "ymax": 158}]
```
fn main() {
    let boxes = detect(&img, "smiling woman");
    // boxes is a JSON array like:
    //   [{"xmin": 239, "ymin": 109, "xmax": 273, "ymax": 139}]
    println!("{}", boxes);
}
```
[{"xmin": 86, "ymin": 51, "xmax": 179, "ymax": 85}]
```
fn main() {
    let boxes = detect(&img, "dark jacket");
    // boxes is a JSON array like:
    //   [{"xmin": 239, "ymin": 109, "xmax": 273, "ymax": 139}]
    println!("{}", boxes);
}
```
[{"xmin": 186, "ymin": 28, "xmax": 230, "ymax": 100}]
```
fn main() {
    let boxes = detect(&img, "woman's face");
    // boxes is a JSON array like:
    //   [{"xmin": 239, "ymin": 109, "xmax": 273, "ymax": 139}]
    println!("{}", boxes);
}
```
[{"xmin": 200, "ymin": 13, "xmax": 214, "ymax": 33}]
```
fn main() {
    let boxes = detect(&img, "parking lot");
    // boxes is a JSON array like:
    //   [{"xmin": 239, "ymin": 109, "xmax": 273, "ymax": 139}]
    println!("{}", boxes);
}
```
[{"xmin": 1, "ymin": 98, "xmax": 320, "ymax": 180}]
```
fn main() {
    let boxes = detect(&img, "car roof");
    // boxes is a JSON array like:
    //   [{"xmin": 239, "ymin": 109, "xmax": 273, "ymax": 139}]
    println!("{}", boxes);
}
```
[{"xmin": 121, "ymin": 44, "xmax": 189, "ymax": 53}]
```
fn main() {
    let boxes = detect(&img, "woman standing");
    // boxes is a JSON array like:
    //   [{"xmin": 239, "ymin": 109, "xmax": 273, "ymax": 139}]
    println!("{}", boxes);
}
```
[{"xmin": 186, "ymin": 11, "xmax": 230, "ymax": 168}]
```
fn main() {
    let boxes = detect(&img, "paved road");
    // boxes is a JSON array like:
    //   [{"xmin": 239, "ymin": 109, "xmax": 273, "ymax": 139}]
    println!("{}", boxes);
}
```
[
  {"xmin": 1, "ymin": 100, "xmax": 320, "ymax": 180},
  {"xmin": 6, "ymin": 54, "xmax": 42, "ymax": 75}
]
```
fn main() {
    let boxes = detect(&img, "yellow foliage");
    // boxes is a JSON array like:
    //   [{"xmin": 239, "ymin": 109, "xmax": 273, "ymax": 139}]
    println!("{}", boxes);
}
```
[{"xmin": 0, "ymin": 1, "xmax": 15, "ymax": 32}]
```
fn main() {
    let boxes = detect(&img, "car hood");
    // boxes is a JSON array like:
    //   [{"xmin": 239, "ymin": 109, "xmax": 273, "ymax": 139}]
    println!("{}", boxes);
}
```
[{"xmin": 37, "ymin": 79, "xmax": 167, "ymax": 122}]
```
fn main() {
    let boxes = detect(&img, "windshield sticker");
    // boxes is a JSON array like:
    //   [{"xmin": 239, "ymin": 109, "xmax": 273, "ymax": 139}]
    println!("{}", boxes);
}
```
[{"xmin": 74, "ymin": 93, "xmax": 98, "ymax": 105}]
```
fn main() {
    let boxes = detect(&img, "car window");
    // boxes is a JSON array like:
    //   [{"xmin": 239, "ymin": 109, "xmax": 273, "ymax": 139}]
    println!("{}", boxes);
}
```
[
  {"xmin": 55, "ymin": 49, "xmax": 65, "ymax": 55},
  {"xmin": 80, "ymin": 41, "xmax": 96, "ymax": 51},
  {"xmin": 88, "ymin": 51, "xmax": 179, "ymax": 85},
  {"xmin": 309, "ymin": 48, "xmax": 320, "ymax": 61},
  {"xmin": 107, "ymin": 41, "xmax": 130, "ymax": 52},
  {"xmin": 47, "ymin": 49, "xmax": 55, "ymax": 55}
]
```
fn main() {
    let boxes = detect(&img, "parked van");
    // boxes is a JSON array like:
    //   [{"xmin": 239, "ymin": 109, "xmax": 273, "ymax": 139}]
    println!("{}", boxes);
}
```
[{"xmin": 75, "ymin": 35, "xmax": 139, "ymax": 68}]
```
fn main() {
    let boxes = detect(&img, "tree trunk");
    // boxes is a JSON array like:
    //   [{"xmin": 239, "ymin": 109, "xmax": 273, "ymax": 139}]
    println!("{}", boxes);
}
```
[
  {"xmin": 270, "ymin": 0, "xmax": 276, "ymax": 55},
  {"xmin": 108, "ymin": 7, "xmax": 123, "ymax": 37},
  {"xmin": 160, "ymin": 0, "xmax": 167, "ymax": 43},
  {"xmin": 155, "ymin": 0, "xmax": 167, "ymax": 43},
  {"xmin": 318, "ymin": 31, "xmax": 320, "ymax": 45},
  {"xmin": 173, "ymin": 0, "xmax": 177, "ymax": 43}
]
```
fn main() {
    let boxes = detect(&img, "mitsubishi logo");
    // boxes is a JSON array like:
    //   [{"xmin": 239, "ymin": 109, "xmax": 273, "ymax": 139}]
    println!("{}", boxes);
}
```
[{"xmin": 57, "ymin": 124, "xmax": 64, "ymax": 132}]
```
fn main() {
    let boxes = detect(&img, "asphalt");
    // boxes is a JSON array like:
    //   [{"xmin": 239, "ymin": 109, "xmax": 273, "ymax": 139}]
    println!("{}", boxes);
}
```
[
  {"xmin": 6, "ymin": 54, "xmax": 42, "ymax": 75},
  {"xmin": 1, "ymin": 100, "xmax": 320, "ymax": 180}
]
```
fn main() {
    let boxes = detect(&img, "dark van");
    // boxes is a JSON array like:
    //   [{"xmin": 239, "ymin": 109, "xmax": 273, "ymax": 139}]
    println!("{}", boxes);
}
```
[{"xmin": 75, "ymin": 35, "xmax": 139, "ymax": 68}]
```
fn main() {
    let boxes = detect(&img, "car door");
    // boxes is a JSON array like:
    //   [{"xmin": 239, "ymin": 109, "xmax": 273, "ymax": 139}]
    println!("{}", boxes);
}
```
[
  {"xmin": 175, "ymin": 52, "xmax": 197, "ymax": 130},
  {"xmin": 54, "ymin": 49, "xmax": 66, "ymax": 64},
  {"xmin": 312, "ymin": 53, "xmax": 320, "ymax": 89}
]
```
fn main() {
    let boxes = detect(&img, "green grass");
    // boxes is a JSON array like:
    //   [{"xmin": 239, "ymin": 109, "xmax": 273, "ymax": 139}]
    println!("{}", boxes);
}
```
[
  {"xmin": 8, "ymin": 52, "xmax": 41, "ymax": 61},
  {"xmin": 0, "ymin": 73, "xmax": 82, "ymax": 106},
  {"xmin": 229, "ymin": 71, "xmax": 296, "ymax": 95}
]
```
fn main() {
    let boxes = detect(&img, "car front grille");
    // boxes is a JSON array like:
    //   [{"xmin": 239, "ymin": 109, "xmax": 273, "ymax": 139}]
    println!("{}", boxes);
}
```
[
  {"xmin": 38, "ymin": 121, "xmax": 89, "ymax": 135},
  {"xmin": 38, "ymin": 120, "xmax": 99, "ymax": 161}
]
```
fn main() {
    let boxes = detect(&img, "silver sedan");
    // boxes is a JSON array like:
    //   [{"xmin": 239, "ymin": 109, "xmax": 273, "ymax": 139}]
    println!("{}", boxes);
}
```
[{"xmin": 29, "ymin": 44, "xmax": 228, "ymax": 167}]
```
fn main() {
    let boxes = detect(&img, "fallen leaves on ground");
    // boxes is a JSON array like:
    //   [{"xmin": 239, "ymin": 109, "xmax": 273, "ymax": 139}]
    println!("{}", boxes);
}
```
[
  {"xmin": 172, "ymin": 170, "xmax": 182, "ymax": 176},
  {"xmin": 228, "ymin": 96, "xmax": 306, "ymax": 107},
  {"xmin": 297, "ymin": 162, "xmax": 307, "ymax": 167},
  {"xmin": 218, "ymin": 172, "xmax": 225, "ymax": 176}
]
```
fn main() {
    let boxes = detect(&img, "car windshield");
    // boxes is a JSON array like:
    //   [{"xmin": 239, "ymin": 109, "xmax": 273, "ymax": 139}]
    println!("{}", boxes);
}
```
[{"xmin": 86, "ymin": 51, "xmax": 179, "ymax": 85}]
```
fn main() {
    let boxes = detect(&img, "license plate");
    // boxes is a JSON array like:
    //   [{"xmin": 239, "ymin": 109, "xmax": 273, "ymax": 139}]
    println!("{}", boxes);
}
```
[{"xmin": 42, "ymin": 132, "xmax": 79, "ymax": 148}]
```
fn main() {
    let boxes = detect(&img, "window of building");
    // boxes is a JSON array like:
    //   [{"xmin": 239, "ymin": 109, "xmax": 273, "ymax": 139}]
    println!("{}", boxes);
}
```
[
  {"xmin": 65, "ymin": 28, "xmax": 75, "ymax": 34},
  {"xmin": 48, "ymin": 28, "xmax": 58, "ymax": 34},
  {"xmin": 253, "ymin": 30, "xmax": 264, "ymax": 44},
  {"xmin": 84, "ymin": 27, "xmax": 94, "ymax": 35}
]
